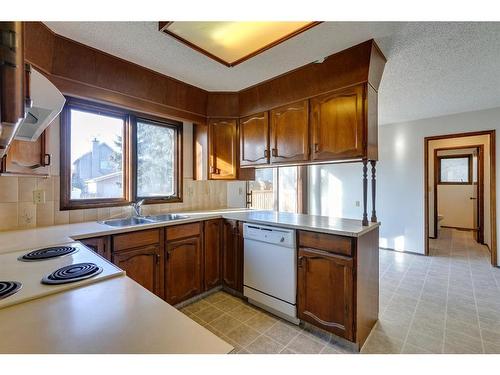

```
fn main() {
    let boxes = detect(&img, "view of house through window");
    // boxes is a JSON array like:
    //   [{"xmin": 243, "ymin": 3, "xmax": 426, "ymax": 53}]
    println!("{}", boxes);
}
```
[
  {"xmin": 247, "ymin": 167, "xmax": 298, "ymax": 212},
  {"xmin": 136, "ymin": 120, "xmax": 176, "ymax": 198},
  {"xmin": 70, "ymin": 109, "xmax": 124, "ymax": 200},
  {"xmin": 62, "ymin": 98, "xmax": 182, "ymax": 209}
]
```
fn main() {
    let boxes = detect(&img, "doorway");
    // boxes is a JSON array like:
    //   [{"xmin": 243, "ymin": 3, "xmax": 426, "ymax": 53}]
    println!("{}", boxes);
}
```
[
  {"xmin": 434, "ymin": 146, "xmax": 483, "ymax": 242},
  {"xmin": 424, "ymin": 130, "xmax": 497, "ymax": 266}
]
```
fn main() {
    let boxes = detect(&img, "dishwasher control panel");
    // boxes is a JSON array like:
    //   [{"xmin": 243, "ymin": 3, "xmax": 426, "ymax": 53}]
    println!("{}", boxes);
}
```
[{"xmin": 243, "ymin": 223, "xmax": 296, "ymax": 248}]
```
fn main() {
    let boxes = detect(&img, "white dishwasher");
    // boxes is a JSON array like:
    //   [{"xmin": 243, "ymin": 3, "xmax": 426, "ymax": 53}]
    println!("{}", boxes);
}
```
[{"xmin": 243, "ymin": 223, "xmax": 299, "ymax": 324}]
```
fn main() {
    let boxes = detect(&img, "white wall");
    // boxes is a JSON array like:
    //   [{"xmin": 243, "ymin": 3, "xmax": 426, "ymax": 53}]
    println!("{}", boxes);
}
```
[{"xmin": 308, "ymin": 163, "xmax": 365, "ymax": 219}]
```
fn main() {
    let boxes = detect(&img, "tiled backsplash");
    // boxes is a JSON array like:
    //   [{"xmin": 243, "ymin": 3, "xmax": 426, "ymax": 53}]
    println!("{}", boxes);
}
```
[{"xmin": 0, "ymin": 175, "xmax": 228, "ymax": 231}]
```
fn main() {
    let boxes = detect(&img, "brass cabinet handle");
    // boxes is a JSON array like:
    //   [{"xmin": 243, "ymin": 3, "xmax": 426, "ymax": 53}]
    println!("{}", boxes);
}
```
[
  {"xmin": 298, "ymin": 256, "xmax": 305, "ymax": 268},
  {"xmin": 156, "ymin": 253, "xmax": 161, "ymax": 265},
  {"xmin": 264, "ymin": 149, "xmax": 269, "ymax": 158},
  {"xmin": 314, "ymin": 143, "xmax": 319, "ymax": 153},
  {"xmin": 271, "ymin": 148, "xmax": 277, "ymax": 157}
]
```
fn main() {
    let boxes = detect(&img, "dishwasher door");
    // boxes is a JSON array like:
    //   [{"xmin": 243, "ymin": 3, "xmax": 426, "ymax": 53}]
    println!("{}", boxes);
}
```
[{"xmin": 243, "ymin": 224, "xmax": 297, "ymax": 322}]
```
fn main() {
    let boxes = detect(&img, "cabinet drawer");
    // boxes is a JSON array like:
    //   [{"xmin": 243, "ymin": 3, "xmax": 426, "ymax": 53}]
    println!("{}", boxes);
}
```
[
  {"xmin": 166, "ymin": 222, "xmax": 201, "ymax": 241},
  {"xmin": 298, "ymin": 231, "xmax": 353, "ymax": 256},
  {"xmin": 113, "ymin": 229, "xmax": 160, "ymax": 252}
]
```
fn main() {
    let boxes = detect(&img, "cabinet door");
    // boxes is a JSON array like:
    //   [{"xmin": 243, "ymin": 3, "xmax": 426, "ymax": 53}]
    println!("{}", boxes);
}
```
[
  {"xmin": 204, "ymin": 219, "xmax": 222, "ymax": 290},
  {"xmin": 239, "ymin": 112, "xmax": 269, "ymax": 167},
  {"xmin": 208, "ymin": 119, "xmax": 237, "ymax": 180},
  {"xmin": 310, "ymin": 85, "xmax": 365, "ymax": 161},
  {"xmin": 113, "ymin": 245, "xmax": 163, "ymax": 298},
  {"xmin": 80, "ymin": 236, "xmax": 111, "ymax": 261},
  {"xmin": 222, "ymin": 220, "xmax": 243, "ymax": 293},
  {"xmin": 298, "ymin": 247, "xmax": 354, "ymax": 340},
  {"xmin": 165, "ymin": 236, "xmax": 202, "ymax": 305},
  {"xmin": 269, "ymin": 100, "xmax": 309, "ymax": 164},
  {"xmin": 1, "ymin": 131, "xmax": 50, "ymax": 175}
]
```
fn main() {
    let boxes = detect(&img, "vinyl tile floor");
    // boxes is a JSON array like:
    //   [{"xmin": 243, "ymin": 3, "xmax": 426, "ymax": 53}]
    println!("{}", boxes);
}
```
[{"xmin": 179, "ymin": 229, "xmax": 500, "ymax": 354}]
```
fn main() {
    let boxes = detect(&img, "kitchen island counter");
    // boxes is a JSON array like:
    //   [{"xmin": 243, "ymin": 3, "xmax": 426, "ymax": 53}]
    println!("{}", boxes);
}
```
[{"xmin": 0, "ymin": 276, "xmax": 233, "ymax": 354}]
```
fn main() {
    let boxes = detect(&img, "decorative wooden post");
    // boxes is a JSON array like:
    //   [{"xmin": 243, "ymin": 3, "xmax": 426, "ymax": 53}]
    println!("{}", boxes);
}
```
[
  {"xmin": 370, "ymin": 160, "xmax": 377, "ymax": 223},
  {"xmin": 362, "ymin": 160, "xmax": 369, "ymax": 226}
]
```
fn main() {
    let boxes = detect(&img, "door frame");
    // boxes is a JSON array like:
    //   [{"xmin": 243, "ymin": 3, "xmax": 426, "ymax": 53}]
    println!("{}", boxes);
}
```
[
  {"xmin": 424, "ymin": 130, "xmax": 497, "ymax": 267},
  {"xmin": 433, "ymin": 145, "xmax": 483, "ymax": 242}
]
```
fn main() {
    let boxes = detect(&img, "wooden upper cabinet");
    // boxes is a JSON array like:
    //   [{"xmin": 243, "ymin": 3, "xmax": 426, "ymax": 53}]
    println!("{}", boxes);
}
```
[
  {"xmin": 204, "ymin": 219, "xmax": 222, "ymax": 290},
  {"xmin": 239, "ymin": 112, "xmax": 269, "ymax": 167},
  {"xmin": 269, "ymin": 100, "xmax": 309, "ymax": 164},
  {"xmin": 165, "ymin": 235, "xmax": 202, "ymax": 305},
  {"xmin": 113, "ymin": 244, "xmax": 164, "ymax": 298},
  {"xmin": 310, "ymin": 84, "xmax": 365, "ymax": 161},
  {"xmin": 298, "ymin": 247, "xmax": 354, "ymax": 340},
  {"xmin": 1, "ymin": 131, "xmax": 50, "ymax": 175},
  {"xmin": 208, "ymin": 119, "xmax": 237, "ymax": 180}
]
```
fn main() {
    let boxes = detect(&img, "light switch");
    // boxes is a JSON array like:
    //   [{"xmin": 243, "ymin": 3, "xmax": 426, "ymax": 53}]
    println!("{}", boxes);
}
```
[{"xmin": 33, "ymin": 189, "xmax": 46, "ymax": 204}]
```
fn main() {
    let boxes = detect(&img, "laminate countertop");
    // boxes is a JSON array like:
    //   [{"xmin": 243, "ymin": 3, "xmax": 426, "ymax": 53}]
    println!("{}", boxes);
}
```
[
  {"xmin": 0, "ymin": 276, "xmax": 233, "ymax": 354},
  {"xmin": 0, "ymin": 208, "xmax": 378, "ymax": 354},
  {"xmin": 0, "ymin": 208, "xmax": 379, "ymax": 255}
]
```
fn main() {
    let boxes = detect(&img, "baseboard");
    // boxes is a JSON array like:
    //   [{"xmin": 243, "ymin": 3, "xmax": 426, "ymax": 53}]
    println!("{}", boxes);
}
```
[
  {"xmin": 379, "ymin": 247, "xmax": 426, "ymax": 256},
  {"xmin": 441, "ymin": 225, "xmax": 476, "ymax": 231}
]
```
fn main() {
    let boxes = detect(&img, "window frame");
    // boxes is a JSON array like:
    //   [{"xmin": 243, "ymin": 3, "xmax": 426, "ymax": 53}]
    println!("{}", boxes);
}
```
[
  {"xmin": 131, "ymin": 115, "xmax": 183, "ymax": 204},
  {"xmin": 60, "ymin": 97, "xmax": 183, "ymax": 210},
  {"xmin": 437, "ymin": 154, "xmax": 473, "ymax": 185}
]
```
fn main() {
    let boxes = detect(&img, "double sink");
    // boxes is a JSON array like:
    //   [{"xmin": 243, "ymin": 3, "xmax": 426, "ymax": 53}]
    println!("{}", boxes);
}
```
[{"xmin": 100, "ymin": 214, "xmax": 189, "ymax": 227}]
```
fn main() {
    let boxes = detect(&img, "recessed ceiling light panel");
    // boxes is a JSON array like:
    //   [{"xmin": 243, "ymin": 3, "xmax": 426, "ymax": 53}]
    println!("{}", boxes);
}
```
[{"xmin": 159, "ymin": 21, "xmax": 321, "ymax": 67}]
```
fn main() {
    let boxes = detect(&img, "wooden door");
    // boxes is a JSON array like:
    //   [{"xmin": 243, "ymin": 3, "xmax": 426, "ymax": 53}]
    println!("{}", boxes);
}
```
[
  {"xmin": 204, "ymin": 219, "xmax": 222, "ymax": 290},
  {"xmin": 113, "ymin": 245, "xmax": 163, "ymax": 298},
  {"xmin": 310, "ymin": 85, "xmax": 365, "ymax": 161},
  {"xmin": 239, "ymin": 112, "xmax": 269, "ymax": 167},
  {"xmin": 80, "ymin": 236, "xmax": 111, "ymax": 261},
  {"xmin": 165, "ymin": 236, "xmax": 202, "ymax": 305},
  {"xmin": 269, "ymin": 100, "xmax": 309, "ymax": 164},
  {"xmin": 297, "ymin": 247, "xmax": 354, "ymax": 340},
  {"xmin": 208, "ymin": 119, "xmax": 237, "ymax": 180}
]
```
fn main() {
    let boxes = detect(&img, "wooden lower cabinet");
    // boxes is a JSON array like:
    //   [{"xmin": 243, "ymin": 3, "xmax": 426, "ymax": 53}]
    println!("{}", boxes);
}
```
[
  {"xmin": 297, "ymin": 247, "xmax": 354, "ymax": 340},
  {"xmin": 165, "ymin": 235, "xmax": 203, "ymax": 305},
  {"xmin": 203, "ymin": 219, "xmax": 222, "ymax": 290},
  {"xmin": 221, "ymin": 220, "xmax": 243, "ymax": 293},
  {"xmin": 297, "ymin": 228, "xmax": 379, "ymax": 349},
  {"xmin": 113, "ymin": 244, "xmax": 164, "ymax": 298},
  {"xmin": 79, "ymin": 236, "xmax": 111, "ymax": 261}
]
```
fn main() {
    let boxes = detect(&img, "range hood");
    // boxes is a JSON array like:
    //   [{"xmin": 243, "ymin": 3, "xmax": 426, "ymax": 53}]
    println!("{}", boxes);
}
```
[{"xmin": 14, "ymin": 68, "xmax": 65, "ymax": 142}]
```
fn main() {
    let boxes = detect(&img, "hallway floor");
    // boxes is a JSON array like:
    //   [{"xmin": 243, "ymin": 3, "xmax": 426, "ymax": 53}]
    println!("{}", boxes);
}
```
[
  {"xmin": 180, "ymin": 228, "xmax": 500, "ymax": 354},
  {"xmin": 363, "ymin": 228, "xmax": 500, "ymax": 353}
]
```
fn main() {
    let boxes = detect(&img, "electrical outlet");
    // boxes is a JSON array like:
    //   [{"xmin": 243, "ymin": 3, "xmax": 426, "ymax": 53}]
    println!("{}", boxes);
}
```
[
  {"xmin": 33, "ymin": 189, "xmax": 46, "ymax": 204},
  {"xmin": 355, "ymin": 200, "xmax": 360, "ymax": 207}
]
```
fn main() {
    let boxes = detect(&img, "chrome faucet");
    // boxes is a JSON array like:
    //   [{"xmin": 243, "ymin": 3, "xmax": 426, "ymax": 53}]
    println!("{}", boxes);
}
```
[{"xmin": 131, "ymin": 199, "xmax": 145, "ymax": 217}]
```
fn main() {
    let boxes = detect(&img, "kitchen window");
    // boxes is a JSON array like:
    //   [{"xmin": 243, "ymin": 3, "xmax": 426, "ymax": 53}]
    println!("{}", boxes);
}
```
[
  {"xmin": 60, "ymin": 98, "xmax": 182, "ymax": 209},
  {"xmin": 247, "ymin": 166, "xmax": 303, "ymax": 213}
]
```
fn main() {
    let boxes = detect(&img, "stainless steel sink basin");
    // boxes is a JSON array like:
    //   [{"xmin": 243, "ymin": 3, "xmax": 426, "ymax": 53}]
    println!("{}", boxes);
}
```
[
  {"xmin": 146, "ymin": 214, "xmax": 189, "ymax": 222},
  {"xmin": 100, "ymin": 217, "xmax": 155, "ymax": 227}
]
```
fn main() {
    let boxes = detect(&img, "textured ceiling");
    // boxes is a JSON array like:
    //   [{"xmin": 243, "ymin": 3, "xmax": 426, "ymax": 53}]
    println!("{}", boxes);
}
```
[{"xmin": 44, "ymin": 21, "xmax": 500, "ymax": 125}]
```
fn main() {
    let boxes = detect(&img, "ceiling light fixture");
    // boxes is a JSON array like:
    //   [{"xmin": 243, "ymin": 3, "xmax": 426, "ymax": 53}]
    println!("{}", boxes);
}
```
[{"xmin": 159, "ymin": 21, "xmax": 321, "ymax": 67}]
